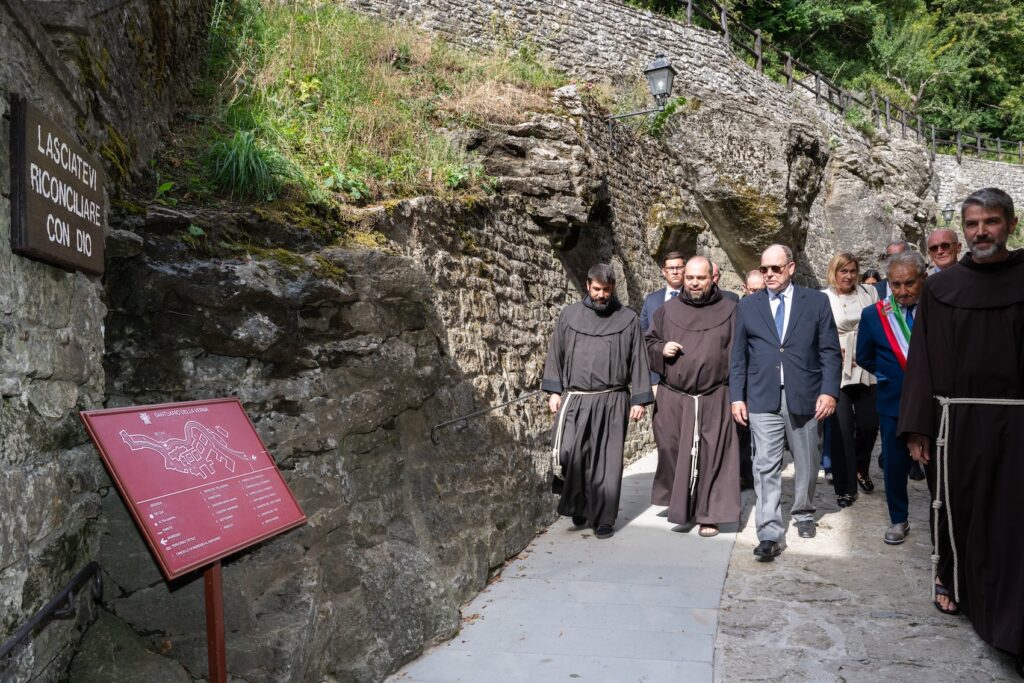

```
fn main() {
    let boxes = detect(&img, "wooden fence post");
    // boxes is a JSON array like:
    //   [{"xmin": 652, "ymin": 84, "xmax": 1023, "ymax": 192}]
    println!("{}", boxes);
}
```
[
  {"xmin": 997, "ymin": 138, "xmax": 1002, "ymax": 161},
  {"xmin": 815, "ymin": 72, "xmax": 821, "ymax": 103},
  {"xmin": 720, "ymin": 5, "xmax": 729, "ymax": 42},
  {"xmin": 884, "ymin": 97, "xmax": 890, "ymax": 130},
  {"xmin": 754, "ymin": 29, "xmax": 762, "ymax": 72},
  {"xmin": 931, "ymin": 125, "xmax": 936, "ymax": 160},
  {"xmin": 686, "ymin": 0, "xmax": 692, "ymax": 25},
  {"xmin": 956, "ymin": 131, "xmax": 962, "ymax": 163},
  {"xmin": 976, "ymin": 132, "xmax": 981, "ymax": 157},
  {"xmin": 785, "ymin": 53, "xmax": 793, "ymax": 90},
  {"xmin": 1019, "ymin": 141, "xmax": 1022, "ymax": 165},
  {"xmin": 901, "ymin": 109, "xmax": 906, "ymax": 138}
]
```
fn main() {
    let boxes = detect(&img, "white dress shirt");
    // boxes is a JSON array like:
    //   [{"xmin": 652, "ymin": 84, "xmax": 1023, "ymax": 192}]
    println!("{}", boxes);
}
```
[
  {"xmin": 664, "ymin": 287, "xmax": 681, "ymax": 302},
  {"xmin": 770, "ymin": 283, "xmax": 794, "ymax": 384}
]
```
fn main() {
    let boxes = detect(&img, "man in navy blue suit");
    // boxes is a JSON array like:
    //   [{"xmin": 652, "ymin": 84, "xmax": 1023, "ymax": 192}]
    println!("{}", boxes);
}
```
[
  {"xmin": 730, "ymin": 244, "xmax": 842, "ymax": 560},
  {"xmin": 856, "ymin": 250, "xmax": 926, "ymax": 545},
  {"xmin": 640, "ymin": 252, "xmax": 686, "ymax": 388}
]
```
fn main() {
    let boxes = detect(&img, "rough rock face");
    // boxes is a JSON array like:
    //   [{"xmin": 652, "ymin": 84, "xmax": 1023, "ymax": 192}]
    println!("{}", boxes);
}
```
[
  {"xmin": 95, "ymin": 197, "xmax": 650, "ymax": 681},
  {"xmin": 0, "ymin": 2, "xmax": 212, "ymax": 680}
]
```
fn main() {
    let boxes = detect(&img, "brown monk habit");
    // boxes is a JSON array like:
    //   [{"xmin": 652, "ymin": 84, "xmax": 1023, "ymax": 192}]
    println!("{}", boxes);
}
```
[
  {"xmin": 646, "ymin": 287, "xmax": 741, "ymax": 526},
  {"xmin": 899, "ymin": 250, "xmax": 1024, "ymax": 658}
]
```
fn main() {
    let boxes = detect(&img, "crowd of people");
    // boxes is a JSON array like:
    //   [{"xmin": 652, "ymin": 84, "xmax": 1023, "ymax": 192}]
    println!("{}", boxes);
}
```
[{"xmin": 542, "ymin": 187, "xmax": 1023, "ymax": 675}]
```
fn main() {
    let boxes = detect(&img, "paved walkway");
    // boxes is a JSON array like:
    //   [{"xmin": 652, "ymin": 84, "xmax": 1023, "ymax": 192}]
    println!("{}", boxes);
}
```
[
  {"xmin": 392, "ymin": 450, "xmax": 1020, "ymax": 682},
  {"xmin": 390, "ymin": 452, "xmax": 733, "ymax": 682}
]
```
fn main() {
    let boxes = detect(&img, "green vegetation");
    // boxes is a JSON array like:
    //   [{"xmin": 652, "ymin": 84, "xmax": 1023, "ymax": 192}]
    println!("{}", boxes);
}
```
[
  {"xmin": 625, "ymin": 0, "xmax": 1024, "ymax": 142},
  {"xmin": 156, "ymin": 0, "xmax": 569, "ymax": 205}
]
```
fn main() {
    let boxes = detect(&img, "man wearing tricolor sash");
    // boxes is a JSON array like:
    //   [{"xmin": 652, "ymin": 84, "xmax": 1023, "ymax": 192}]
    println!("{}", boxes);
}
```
[{"xmin": 855, "ymin": 251, "xmax": 927, "ymax": 547}]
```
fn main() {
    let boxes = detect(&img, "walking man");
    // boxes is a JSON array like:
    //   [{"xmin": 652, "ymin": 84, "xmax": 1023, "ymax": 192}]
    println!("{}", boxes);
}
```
[
  {"xmin": 899, "ymin": 188, "xmax": 1024, "ymax": 673},
  {"xmin": 646, "ymin": 256, "xmax": 740, "ymax": 536},
  {"xmin": 855, "ymin": 250, "xmax": 927, "ymax": 545},
  {"xmin": 640, "ymin": 252, "xmax": 686, "ymax": 388},
  {"xmin": 730, "ymin": 245, "xmax": 841, "ymax": 560},
  {"xmin": 926, "ymin": 228, "xmax": 961, "ymax": 274},
  {"xmin": 544, "ymin": 264, "xmax": 654, "ymax": 539}
]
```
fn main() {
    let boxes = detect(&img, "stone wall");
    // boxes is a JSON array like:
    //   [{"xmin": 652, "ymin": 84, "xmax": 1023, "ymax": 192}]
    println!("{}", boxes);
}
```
[
  {"xmin": 934, "ymin": 155, "xmax": 1024, "ymax": 215},
  {"xmin": 344, "ymin": 0, "xmax": 936, "ymax": 283},
  {"xmin": 79, "ymin": 88, "xmax": 662, "ymax": 683},
  {"xmin": 0, "ymin": 1, "xmax": 212, "ymax": 681}
]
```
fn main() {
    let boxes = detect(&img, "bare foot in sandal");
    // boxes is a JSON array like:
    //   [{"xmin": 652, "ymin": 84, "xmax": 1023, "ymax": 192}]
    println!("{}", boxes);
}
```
[
  {"xmin": 698, "ymin": 524, "xmax": 719, "ymax": 538},
  {"xmin": 934, "ymin": 578, "xmax": 960, "ymax": 615}
]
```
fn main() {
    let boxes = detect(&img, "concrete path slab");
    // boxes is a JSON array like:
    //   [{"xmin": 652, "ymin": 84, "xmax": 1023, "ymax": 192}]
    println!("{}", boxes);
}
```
[{"xmin": 389, "ymin": 451, "xmax": 733, "ymax": 683}]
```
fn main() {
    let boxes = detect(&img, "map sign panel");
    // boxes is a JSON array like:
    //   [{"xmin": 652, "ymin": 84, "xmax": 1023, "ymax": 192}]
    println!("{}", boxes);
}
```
[{"xmin": 81, "ymin": 398, "xmax": 306, "ymax": 579}]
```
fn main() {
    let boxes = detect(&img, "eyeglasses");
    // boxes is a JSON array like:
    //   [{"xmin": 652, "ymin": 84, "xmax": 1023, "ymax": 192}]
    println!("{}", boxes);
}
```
[
  {"xmin": 758, "ymin": 262, "xmax": 790, "ymax": 275},
  {"xmin": 663, "ymin": 266, "xmax": 684, "ymax": 272},
  {"xmin": 928, "ymin": 242, "xmax": 955, "ymax": 253}
]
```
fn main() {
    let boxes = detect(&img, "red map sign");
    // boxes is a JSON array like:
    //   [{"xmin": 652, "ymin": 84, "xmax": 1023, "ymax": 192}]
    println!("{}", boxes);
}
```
[{"xmin": 81, "ymin": 398, "xmax": 306, "ymax": 579}]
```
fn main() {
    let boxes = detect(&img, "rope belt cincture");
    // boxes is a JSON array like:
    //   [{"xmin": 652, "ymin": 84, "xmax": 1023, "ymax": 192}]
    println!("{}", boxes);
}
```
[
  {"xmin": 931, "ymin": 395, "xmax": 1024, "ymax": 604},
  {"xmin": 658, "ymin": 383, "xmax": 711, "ymax": 499},
  {"xmin": 551, "ymin": 387, "xmax": 627, "ymax": 479}
]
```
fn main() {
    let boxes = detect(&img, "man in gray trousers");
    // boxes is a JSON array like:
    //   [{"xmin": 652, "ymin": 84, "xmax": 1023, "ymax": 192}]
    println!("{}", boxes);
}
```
[{"xmin": 729, "ymin": 244, "xmax": 841, "ymax": 561}]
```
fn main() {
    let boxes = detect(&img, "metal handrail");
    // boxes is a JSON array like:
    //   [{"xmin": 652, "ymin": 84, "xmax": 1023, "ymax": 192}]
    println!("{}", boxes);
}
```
[
  {"xmin": 1, "ymin": 561, "xmax": 103, "ymax": 660},
  {"xmin": 679, "ymin": 0, "xmax": 1024, "ymax": 164},
  {"xmin": 430, "ymin": 390, "xmax": 543, "ymax": 445}
]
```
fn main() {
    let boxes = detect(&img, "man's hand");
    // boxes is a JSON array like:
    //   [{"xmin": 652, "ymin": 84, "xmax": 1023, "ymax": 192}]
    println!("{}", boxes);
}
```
[
  {"xmin": 814, "ymin": 394, "xmax": 836, "ymax": 421},
  {"xmin": 629, "ymin": 405, "xmax": 646, "ymax": 421},
  {"xmin": 731, "ymin": 401, "xmax": 748, "ymax": 427},
  {"xmin": 662, "ymin": 341, "xmax": 683, "ymax": 357},
  {"xmin": 548, "ymin": 393, "xmax": 561, "ymax": 414},
  {"xmin": 907, "ymin": 433, "xmax": 931, "ymax": 465}
]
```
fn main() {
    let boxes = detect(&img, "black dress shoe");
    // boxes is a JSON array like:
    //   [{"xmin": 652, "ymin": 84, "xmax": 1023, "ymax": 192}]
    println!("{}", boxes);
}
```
[
  {"xmin": 796, "ymin": 520, "xmax": 816, "ymax": 538},
  {"xmin": 908, "ymin": 463, "xmax": 926, "ymax": 481},
  {"xmin": 571, "ymin": 515, "xmax": 587, "ymax": 527},
  {"xmin": 753, "ymin": 540, "xmax": 782, "ymax": 561},
  {"xmin": 837, "ymin": 494, "xmax": 854, "ymax": 508},
  {"xmin": 857, "ymin": 474, "xmax": 875, "ymax": 493},
  {"xmin": 594, "ymin": 524, "xmax": 614, "ymax": 539}
]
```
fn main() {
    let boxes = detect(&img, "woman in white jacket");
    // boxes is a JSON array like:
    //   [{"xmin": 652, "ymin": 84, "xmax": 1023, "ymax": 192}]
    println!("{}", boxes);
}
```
[{"xmin": 823, "ymin": 252, "xmax": 879, "ymax": 507}]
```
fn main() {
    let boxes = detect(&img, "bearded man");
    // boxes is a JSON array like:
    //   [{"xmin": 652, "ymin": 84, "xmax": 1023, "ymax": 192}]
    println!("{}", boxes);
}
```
[
  {"xmin": 543, "ymin": 264, "xmax": 654, "ymax": 539},
  {"xmin": 899, "ymin": 187, "xmax": 1024, "ymax": 676},
  {"xmin": 646, "ymin": 256, "xmax": 740, "ymax": 536}
]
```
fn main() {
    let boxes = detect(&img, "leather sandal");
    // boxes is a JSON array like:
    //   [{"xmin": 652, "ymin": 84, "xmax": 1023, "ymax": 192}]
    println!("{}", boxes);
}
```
[
  {"xmin": 698, "ymin": 524, "xmax": 720, "ymax": 538},
  {"xmin": 933, "ymin": 582, "xmax": 961, "ymax": 615}
]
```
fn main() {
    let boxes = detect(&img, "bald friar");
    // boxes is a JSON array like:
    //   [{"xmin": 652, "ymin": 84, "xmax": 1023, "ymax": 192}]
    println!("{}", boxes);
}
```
[{"xmin": 645, "ymin": 256, "xmax": 741, "ymax": 536}]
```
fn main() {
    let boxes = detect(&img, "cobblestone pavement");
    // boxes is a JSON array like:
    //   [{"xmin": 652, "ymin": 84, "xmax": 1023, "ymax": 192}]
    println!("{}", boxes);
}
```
[{"xmin": 716, "ymin": 455, "xmax": 1020, "ymax": 682}]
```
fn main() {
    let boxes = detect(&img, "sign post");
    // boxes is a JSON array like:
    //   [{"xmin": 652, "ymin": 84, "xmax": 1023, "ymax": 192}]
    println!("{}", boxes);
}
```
[
  {"xmin": 8, "ymin": 94, "xmax": 106, "ymax": 276},
  {"xmin": 204, "ymin": 561, "xmax": 227, "ymax": 683},
  {"xmin": 80, "ymin": 398, "xmax": 306, "ymax": 677}
]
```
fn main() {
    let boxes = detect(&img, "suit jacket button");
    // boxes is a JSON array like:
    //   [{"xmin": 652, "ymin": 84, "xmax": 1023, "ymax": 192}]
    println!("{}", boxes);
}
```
[{"xmin": 779, "ymin": 347, "xmax": 784, "ymax": 352}]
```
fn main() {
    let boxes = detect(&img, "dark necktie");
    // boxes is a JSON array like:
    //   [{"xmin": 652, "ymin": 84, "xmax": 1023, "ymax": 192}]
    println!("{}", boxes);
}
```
[
  {"xmin": 906, "ymin": 305, "xmax": 915, "ymax": 328},
  {"xmin": 669, "ymin": 290, "xmax": 678, "ymax": 299},
  {"xmin": 774, "ymin": 294, "xmax": 785, "ymax": 340}
]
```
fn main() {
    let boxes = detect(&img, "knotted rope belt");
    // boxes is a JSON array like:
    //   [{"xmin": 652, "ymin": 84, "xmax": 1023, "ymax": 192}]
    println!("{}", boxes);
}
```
[
  {"xmin": 658, "ymin": 383, "xmax": 712, "ymax": 498},
  {"xmin": 932, "ymin": 396, "xmax": 1024, "ymax": 603},
  {"xmin": 551, "ymin": 387, "xmax": 626, "ymax": 479}
]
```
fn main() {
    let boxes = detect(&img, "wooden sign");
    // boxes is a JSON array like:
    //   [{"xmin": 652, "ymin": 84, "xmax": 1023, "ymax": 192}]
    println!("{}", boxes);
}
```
[
  {"xmin": 81, "ymin": 398, "xmax": 306, "ymax": 579},
  {"xmin": 8, "ymin": 94, "xmax": 106, "ymax": 275}
]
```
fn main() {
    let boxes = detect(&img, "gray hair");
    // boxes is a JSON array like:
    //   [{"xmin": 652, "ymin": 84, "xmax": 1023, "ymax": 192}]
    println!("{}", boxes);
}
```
[
  {"xmin": 961, "ymin": 187, "xmax": 1015, "ymax": 221},
  {"xmin": 587, "ymin": 263, "xmax": 616, "ymax": 285},
  {"xmin": 763, "ymin": 244, "xmax": 794, "ymax": 262},
  {"xmin": 928, "ymin": 228, "xmax": 959, "ymax": 244},
  {"xmin": 886, "ymin": 250, "xmax": 927, "ymax": 277},
  {"xmin": 886, "ymin": 239, "xmax": 910, "ymax": 252}
]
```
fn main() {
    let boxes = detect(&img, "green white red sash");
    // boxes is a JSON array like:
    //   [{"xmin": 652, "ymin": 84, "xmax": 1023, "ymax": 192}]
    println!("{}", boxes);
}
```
[{"xmin": 875, "ymin": 295, "xmax": 912, "ymax": 370}]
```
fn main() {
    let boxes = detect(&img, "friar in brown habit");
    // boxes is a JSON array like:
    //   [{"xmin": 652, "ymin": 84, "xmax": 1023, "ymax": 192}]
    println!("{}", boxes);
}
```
[
  {"xmin": 899, "ymin": 188, "xmax": 1024, "ymax": 675},
  {"xmin": 543, "ymin": 264, "xmax": 654, "ymax": 540},
  {"xmin": 645, "ymin": 256, "xmax": 741, "ymax": 536}
]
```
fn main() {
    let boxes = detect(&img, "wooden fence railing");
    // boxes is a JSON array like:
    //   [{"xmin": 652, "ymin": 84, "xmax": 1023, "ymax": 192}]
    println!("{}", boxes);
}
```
[{"xmin": 679, "ymin": 0, "xmax": 1024, "ymax": 165}]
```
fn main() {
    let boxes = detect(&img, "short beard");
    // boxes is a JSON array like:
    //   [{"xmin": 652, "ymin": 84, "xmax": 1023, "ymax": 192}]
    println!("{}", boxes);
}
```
[
  {"xmin": 970, "ymin": 237, "xmax": 1005, "ymax": 260},
  {"xmin": 590, "ymin": 299, "xmax": 610, "ymax": 311},
  {"xmin": 684, "ymin": 288, "xmax": 710, "ymax": 303}
]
